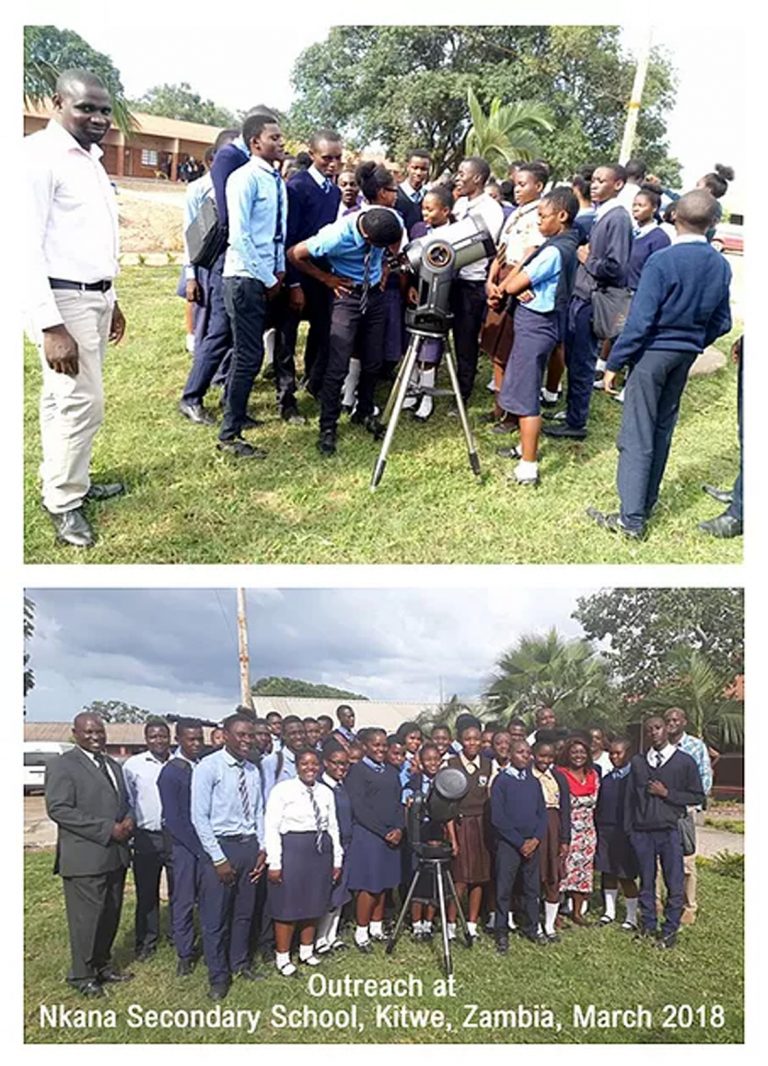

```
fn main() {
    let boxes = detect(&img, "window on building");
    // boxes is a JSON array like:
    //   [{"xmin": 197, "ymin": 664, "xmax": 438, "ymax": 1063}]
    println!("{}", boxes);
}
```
[{"xmin": 141, "ymin": 148, "xmax": 158, "ymax": 167}]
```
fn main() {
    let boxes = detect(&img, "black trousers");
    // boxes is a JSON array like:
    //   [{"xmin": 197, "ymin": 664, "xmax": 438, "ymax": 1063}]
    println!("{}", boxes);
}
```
[
  {"xmin": 319, "ymin": 287, "xmax": 386, "ymax": 434},
  {"xmin": 450, "ymin": 279, "xmax": 488, "ymax": 402},
  {"xmin": 132, "ymin": 827, "xmax": 173, "ymax": 952},
  {"xmin": 494, "ymin": 838, "xmax": 541, "ymax": 938},
  {"xmin": 62, "ymin": 867, "xmax": 127, "ymax": 986},
  {"xmin": 281, "ymin": 278, "xmax": 334, "ymax": 394},
  {"xmin": 220, "ymin": 277, "xmax": 269, "ymax": 440}
]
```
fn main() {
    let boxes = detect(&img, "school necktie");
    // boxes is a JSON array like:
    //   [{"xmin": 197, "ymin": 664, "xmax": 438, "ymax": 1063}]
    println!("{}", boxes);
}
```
[
  {"xmin": 306, "ymin": 786, "xmax": 324, "ymax": 853},
  {"xmin": 272, "ymin": 170, "xmax": 284, "ymax": 273},
  {"xmin": 236, "ymin": 761, "xmax": 251, "ymax": 826},
  {"xmin": 359, "ymin": 246, "xmax": 372, "ymax": 316},
  {"xmin": 322, "ymin": 177, "xmax": 333, "ymax": 194},
  {"xmin": 653, "ymin": 751, "xmax": 663, "ymax": 769},
  {"xmin": 411, "ymin": 189, "xmax": 423, "ymax": 203},
  {"xmin": 94, "ymin": 752, "xmax": 117, "ymax": 792}
]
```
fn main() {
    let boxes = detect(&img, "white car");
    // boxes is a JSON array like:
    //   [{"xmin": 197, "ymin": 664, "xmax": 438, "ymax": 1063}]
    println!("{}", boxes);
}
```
[{"xmin": 23, "ymin": 742, "xmax": 74, "ymax": 794}]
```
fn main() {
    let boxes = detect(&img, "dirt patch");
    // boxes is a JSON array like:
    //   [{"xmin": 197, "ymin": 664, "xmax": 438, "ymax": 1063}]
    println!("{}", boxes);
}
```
[{"xmin": 117, "ymin": 187, "xmax": 184, "ymax": 253}]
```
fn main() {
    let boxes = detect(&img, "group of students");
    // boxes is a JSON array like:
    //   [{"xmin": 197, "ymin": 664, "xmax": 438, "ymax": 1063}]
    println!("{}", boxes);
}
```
[
  {"xmin": 178, "ymin": 106, "xmax": 739, "ymax": 539},
  {"xmin": 117, "ymin": 699, "xmax": 711, "ymax": 1000}
]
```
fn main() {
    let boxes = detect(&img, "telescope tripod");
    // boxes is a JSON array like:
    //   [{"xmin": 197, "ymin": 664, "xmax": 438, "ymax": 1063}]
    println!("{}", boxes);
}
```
[
  {"xmin": 385, "ymin": 852, "xmax": 472, "ymax": 977},
  {"xmin": 370, "ymin": 325, "xmax": 482, "ymax": 490}
]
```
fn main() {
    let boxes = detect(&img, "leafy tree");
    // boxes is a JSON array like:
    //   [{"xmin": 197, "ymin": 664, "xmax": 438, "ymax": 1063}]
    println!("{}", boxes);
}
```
[
  {"xmin": 484, "ymin": 628, "xmax": 623, "ymax": 730},
  {"xmin": 24, "ymin": 596, "xmax": 35, "ymax": 701},
  {"xmin": 251, "ymin": 677, "xmax": 368, "ymax": 700},
  {"xmin": 415, "ymin": 694, "xmax": 480, "ymax": 734},
  {"xmin": 129, "ymin": 82, "xmax": 237, "ymax": 127},
  {"xmin": 24, "ymin": 25, "xmax": 135, "ymax": 135},
  {"xmin": 289, "ymin": 26, "xmax": 680, "ymax": 180},
  {"xmin": 465, "ymin": 89, "xmax": 553, "ymax": 176},
  {"xmin": 572, "ymin": 588, "xmax": 744, "ymax": 696},
  {"xmin": 81, "ymin": 700, "xmax": 151, "ymax": 723},
  {"xmin": 639, "ymin": 648, "xmax": 744, "ymax": 750}
]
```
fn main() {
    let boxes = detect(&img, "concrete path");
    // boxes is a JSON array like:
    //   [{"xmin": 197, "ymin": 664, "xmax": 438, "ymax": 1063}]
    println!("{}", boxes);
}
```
[{"xmin": 697, "ymin": 824, "xmax": 744, "ymax": 856}]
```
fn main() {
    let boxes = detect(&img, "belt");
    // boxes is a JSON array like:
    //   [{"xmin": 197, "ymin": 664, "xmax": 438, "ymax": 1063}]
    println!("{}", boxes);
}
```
[
  {"xmin": 49, "ymin": 277, "xmax": 113, "ymax": 292},
  {"xmin": 217, "ymin": 833, "xmax": 258, "ymax": 842}
]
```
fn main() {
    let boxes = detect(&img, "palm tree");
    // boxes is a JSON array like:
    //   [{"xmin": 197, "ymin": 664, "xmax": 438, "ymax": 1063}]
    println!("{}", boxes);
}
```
[
  {"xmin": 484, "ymin": 628, "xmax": 621, "ymax": 730},
  {"xmin": 415, "ymin": 695, "xmax": 480, "ymax": 735},
  {"xmin": 465, "ymin": 88, "xmax": 553, "ymax": 178},
  {"xmin": 640, "ymin": 648, "xmax": 744, "ymax": 750}
]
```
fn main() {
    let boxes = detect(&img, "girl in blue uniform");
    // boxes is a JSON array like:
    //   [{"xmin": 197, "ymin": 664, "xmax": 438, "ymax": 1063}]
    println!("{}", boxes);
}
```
[{"xmin": 316, "ymin": 739, "xmax": 353, "ymax": 953}]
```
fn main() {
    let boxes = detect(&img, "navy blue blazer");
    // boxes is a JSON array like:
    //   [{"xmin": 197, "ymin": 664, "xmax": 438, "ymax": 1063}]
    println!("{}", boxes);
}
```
[{"xmin": 157, "ymin": 757, "xmax": 205, "ymax": 858}]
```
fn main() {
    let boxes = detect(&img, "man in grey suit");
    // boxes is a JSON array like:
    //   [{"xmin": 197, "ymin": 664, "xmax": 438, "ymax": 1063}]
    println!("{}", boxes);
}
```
[{"xmin": 45, "ymin": 712, "xmax": 135, "ymax": 996}]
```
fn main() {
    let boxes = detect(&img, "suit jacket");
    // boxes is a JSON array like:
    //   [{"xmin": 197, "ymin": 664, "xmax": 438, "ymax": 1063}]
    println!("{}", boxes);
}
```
[{"xmin": 45, "ymin": 747, "xmax": 132, "ymax": 877}]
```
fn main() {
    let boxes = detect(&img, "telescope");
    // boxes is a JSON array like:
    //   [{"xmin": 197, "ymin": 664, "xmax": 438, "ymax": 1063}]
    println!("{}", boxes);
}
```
[
  {"xmin": 371, "ymin": 215, "xmax": 497, "ymax": 490},
  {"xmin": 386, "ymin": 766, "xmax": 473, "ymax": 976}
]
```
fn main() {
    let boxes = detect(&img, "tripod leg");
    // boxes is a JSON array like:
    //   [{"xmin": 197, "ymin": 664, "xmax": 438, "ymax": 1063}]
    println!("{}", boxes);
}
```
[
  {"xmin": 371, "ymin": 334, "xmax": 424, "ymax": 490},
  {"xmin": 385, "ymin": 869, "xmax": 421, "ymax": 955},
  {"xmin": 445, "ymin": 868, "xmax": 473, "ymax": 949},
  {"xmin": 434, "ymin": 862, "xmax": 453, "ymax": 978},
  {"xmin": 443, "ymin": 338, "xmax": 482, "ymax": 480}
]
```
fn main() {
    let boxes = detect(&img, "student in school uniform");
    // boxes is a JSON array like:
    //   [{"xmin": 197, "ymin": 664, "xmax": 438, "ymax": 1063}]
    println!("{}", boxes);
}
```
[
  {"xmin": 594, "ymin": 737, "xmax": 639, "ymax": 929},
  {"xmin": 491, "ymin": 739, "xmax": 548, "ymax": 952},
  {"xmin": 332, "ymin": 704, "xmax": 357, "ymax": 751},
  {"xmin": 266, "ymin": 711, "xmax": 283, "ymax": 751},
  {"xmin": 264, "ymin": 748, "xmax": 342, "ymax": 975},
  {"xmin": 261, "ymin": 716, "xmax": 307, "ymax": 799},
  {"xmin": 360, "ymin": 162, "xmax": 406, "ymax": 384},
  {"xmin": 531, "ymin": 735, "xmax": 571, "ymax": 941},
  {"xmin": 396, "ymin": 721, "xmax": 424, "ymax": 786},
  {"xmin": 303, "ymin": 718, "xmax": 323, "ymax": 751},
  {"xmin": 401, "ymin": 742, "xmax": 457, "ymax": 940},
  {"xmin": 627, "ymin": 186, "xmax": 671, "ymax": 290},
  {"xmin": 316, "ymin": 739, "xmax": 353, "ymax": 954},
  {"xmin": 317, "ymin": 715, "xmax": 334, "ymax": 740},
  {"xmin": 445, "ymin": 722, "xmax": 493, "ymax": 941},
  {"xmin": 337, "ymin": 170, "xmax": 362, "ymax": 218},
  {"xmin": 589, "ymin": 727, "xmax": 614, "ymax": 778},
  {"xmin": 589, "ymin": 189, "xmax": 732, "ymax": 539},
  {"xmin": 543, "ymin": 164, "xmax": 633, "ymax": 442},
  {"xmin": 287, "ymin": 205, "xmax": 403, "ymax": 456},
  {"xmin": 493, "ymin": 187, "xmax": 581, "ymax": 486},
  {"xmin": 345, "ymin": 727, "xmax": 404, "ymax": 951},
  {"xmin": 570, "ymin": 170, "xmax": 596, "ymax": 245},
  {"xmin": 484, "ymin": 728, "xmax": 513, "ymax": 932},
  {"xmin": 488, "ymin": 730, "xmax": 513, "ymax": 787},
  {"xmin": 395, "ymin": 149, "xmax": 432, "ymax": 235},
  {"xmin": 525, "ymin": 706, "xmax": 557, "ymax": 746},
  {"xmin": 430, "ymin": 724, "xmax": 454, "ymax": 762},
  {"xmin": 386, "ymin": 735, "xmax": 407, "ymax": 774},
  {"xmin": 624, "ymin": 716, "xmax": 704, "ymax": 949},
  {"xmin": 557, "ymin": 736, "xmax": 600, "ymax": 926},
  {"xmin": 157, "ymin": 718, "xmax": 206, "ymax": 975}
]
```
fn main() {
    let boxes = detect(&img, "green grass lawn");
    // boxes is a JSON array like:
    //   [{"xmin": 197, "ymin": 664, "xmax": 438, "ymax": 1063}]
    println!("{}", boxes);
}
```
[
  {"xmin": 24, "ymin": 849, "xmax": 743, "ymax": 1044},
  {"xmin": 24, "ymin": 266, "xmax": 743, "ymax": 564}
]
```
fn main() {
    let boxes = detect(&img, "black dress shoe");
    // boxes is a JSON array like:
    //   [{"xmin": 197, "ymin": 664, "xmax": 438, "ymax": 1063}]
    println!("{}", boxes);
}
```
[
  {"xmin": 75, "ymin": 980, "xmax": 106, "ymax": 998},
  {"xmin": 350, "ymin": 412, "xmax": 385, "ymax": 440},
  {"xmin": 216, "ymin": 438, "xmax": 267, "ymax": 459},
  {"xmin": 208, "ymin": 983, "xmax": 229, "ymax": 1001},
  {"xmin": 317, "ymin": 431, "xmax": 337, "ymax": 456},
  {"xmin": 85, "ymin": 482, "xmax": 125, "ymax": 502},
  {"xmin": 495, "ymin": 935, "xmax": 509, "ymax": 955},
  {"xmin": 542, "ymin": 422, "xmax": 587, "ymax": 440},
  {"xmin": 702, "ymin": 483, "xmax": 733, "ymax": 505},
  {"xmin": 97, "ymin": 967, "xmax": 134, "ymax": 983},
  {"xmin": 698, "ymin": 512, "xmax": 742, "ymax": 538},
  {"xmin": 176, "ymin": 958, "xmax": 194, "ymax": 977},
  {"xmin": 233, "ymin": 968, "xmax": 266, "ymax": 981},
  {"xmin": 240, "ymin": 414, "xmax": 264, "ymax": 430},
  {"xmin": 281, "ymin": 408, "xmax": 307, "ymax": 425},
  {"xmin": 135, "ymin": 946, "xmax": 156, "ymax": 962},
  {"xmin": 634, "ymin": 926, "xmax": 656, "ymax": 940},
  {"xmin": 354, "ymin": 940, "xmax": 373, "ymax": 954},
  {"xmin": 178, "ymin": 400, "xmax": 216, "ymax": 425},
  {"xmin": 655, "ymin": 933, "xmax": 677, "ymax": 950},
  {"xmin": 586, "ymin": 507, "xmax": 645, "ymax": 540},
  {"xmin": 491, "ymin": 418, "xmax": 518, "ymax": 435},
  {"xmin": 46, "ymin": 507, "xmax": 94, "ymax": 548}
]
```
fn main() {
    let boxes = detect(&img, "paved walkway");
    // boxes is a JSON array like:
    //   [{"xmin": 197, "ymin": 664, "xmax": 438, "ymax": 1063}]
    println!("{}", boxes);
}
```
[{"xmin": 697, "ymin": 824, "xmax": 744, "ymax": 856}]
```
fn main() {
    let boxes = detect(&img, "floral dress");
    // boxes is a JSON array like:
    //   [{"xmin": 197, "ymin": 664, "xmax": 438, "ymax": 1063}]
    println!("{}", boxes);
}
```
[{"xmin": 559, "ymin": 767, "xmax": 600, "ymax": 893}]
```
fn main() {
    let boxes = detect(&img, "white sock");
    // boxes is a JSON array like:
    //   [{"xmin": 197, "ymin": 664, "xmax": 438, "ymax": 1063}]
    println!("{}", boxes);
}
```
[
  {"xmin": 486, "ymin": 911, "xmax": 496, "ymax": 927},
  {"xmin": 617, "ymin": 387, "xmax": 625, "ymax": 402},
  {"xmin": 595, "ymin": 357, "xmax": 606, "ymax": 372},
  {"xmin": 508, "ymin": 912, "xmax": 517, "ymax": 930},
  {"xmin": 537, "ymin": 922, "xmax": 543, "ymax": 936},
  {"xmin": 544, "ymin": 901, "xmax": 559, "ymax": 935},
  {"xmin": 446, "ymin": 923, "xmax": 456, "ymax": 940},
  {"xmin": 414, "ymin": 920, "xmax": 424, "ymax": 933},
  {"xmin": 369, "ymin": 920, "xmax": 383, "ymax": 937},
  {"xmin": 185, "ymin": 332, "xmax": 195, "ymax": 354},
  {"xmin": 604, "ymin": 888, "xmax": 618, "ymax": 920},
  {"xmin": 328, "ymin": 911, "xmax": 341, "ymax": 943},
  {"xmin": 355, "ymin": 925, "xmax": 369, "ymax": 945},
  {"xmin": 625, "ymin": 897, "xmax": 639, "ymax": 924},
  {"xmin": 414, "ymin": 367, "xmax": 435, "ymax": 419},
  {"xmin": 541, "ymin": 387, "xmax": 558, "ymax": 402},
  {"xmin": 423, "ymin": 920, "xmax": 432, "ymax": 933},
  {"xmin": 403, "ymin": 367, "xmax": 420, "ymax": 409},
  {"xmin": 316, "ymin": 910, "xmax": 333, "ymax": 946},
  {"xmin": 299, "ymin": 942, "xmax": 314, "ymax": 961},
  {"xmin": 275, "ymin": 951, "xmax": 290, "ymax": 969},
  {"xmin": 342, "ymin": 358, "xmax": 361, "ymax": 407},
  {"xmin": 467, "ymin": 921, "xmax": 477, "ymax": 936},
  {"xmin": 515, "ymin": 459, "xmax": 538, "ymax": 482},
  {"xmin": 263, "ymin": 328, "xmax": 275, "ymax": 366}
]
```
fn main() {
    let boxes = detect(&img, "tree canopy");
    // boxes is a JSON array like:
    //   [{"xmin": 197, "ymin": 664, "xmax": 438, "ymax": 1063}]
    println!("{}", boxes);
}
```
[
  {"xmin": 129, "ymin": 82, "xmax": 237, "ymax": 127},
  {"xmin": 572, "ymin": 588, "xmax": 744, "ymax": 696},
  {"xmin": 81, "ymin": 699, "xmax": 152, "ymax": 723},
  {"xmin": 251, "ymin": 677, "xmax": 368, "ymax": 700},
  {"xmin": 289, "ymin": 25, "xmax": 680, "ymax": 181}
]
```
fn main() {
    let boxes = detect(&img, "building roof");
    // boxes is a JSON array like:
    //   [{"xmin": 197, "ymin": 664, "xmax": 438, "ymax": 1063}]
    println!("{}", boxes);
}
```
[{"xmin": 24, "ymin": 102, "xmax": 225, "ymax": 144}]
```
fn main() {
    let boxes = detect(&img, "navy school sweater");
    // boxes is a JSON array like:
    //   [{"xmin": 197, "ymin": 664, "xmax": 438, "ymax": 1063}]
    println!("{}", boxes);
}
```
[
  {"xmin": 490, "ymin": 770, "xmax": 547, "ymax": 850},
  {"xmin": 572, "ymin": 202, "xmax": 634, "ymax": 301},
  {"xmin": 285, "ymin": 168, "xmax": 342, "ymax": 284},
  {"xmin": 210, "ymin": 140, "xmax": 250, "ymax": 237},
  {"xmin": 607, "ymin": 240, "xmax": 732, "ymax": 371},
  {"xmin": 157, "ymin": 757, "xmax": 205, "ymax": 858},
  {"xmin": 345, "ymin": 761, "xmax": 405, "ymax": 839},
  {"xmin": 623, "ymin": 750, "xmax": 704, "ymax": 833}
]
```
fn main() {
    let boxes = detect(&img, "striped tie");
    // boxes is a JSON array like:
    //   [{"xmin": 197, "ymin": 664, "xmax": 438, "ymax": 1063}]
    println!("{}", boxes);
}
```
[
  {"xmin": 237, "ymin": 761, "xmax": 251, "ymax": 826},
  {"xmin": 360, "ymin": 247, "xmax": 372, "ymax": 316},
  {"xmin": 306, "ymin": 786, "xmax": 324, "ymax": 853}
]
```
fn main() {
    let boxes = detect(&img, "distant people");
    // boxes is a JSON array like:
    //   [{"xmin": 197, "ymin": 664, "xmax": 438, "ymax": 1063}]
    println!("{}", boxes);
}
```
[
  {"xmin": 617, "ymin": 157, "xmax": 647, "ymax": 210},
  {"xmin": 45, "ymin": 713, "xmax": 134, "ymax": 996},
  {"xmin": 395, "ymin": 149, "xmax": 432, "ymax": 233},
  {"xmin": 333, "ymin": 704, "xmax": 357, "ymax": 750},
  {"xmin": 526, "ymin": 706, "xmax": 557, "ymax": 745},
  {"xmin": 588, "ymin": 189, "xmax": 732, "ymax": 539},
  {"xmin": 697, "ymin": 164, "xmax": 735, "ymax": 239},
  {"xmin": 25, "ymin": 69, "xmax": 127, "ymax": 549}
]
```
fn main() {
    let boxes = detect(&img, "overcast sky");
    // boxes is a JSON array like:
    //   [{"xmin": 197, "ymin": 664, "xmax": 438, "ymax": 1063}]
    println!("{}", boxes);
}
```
[
  {"xmin": 18, "ymin": 6, "xmax": 745, "ymax": 196},
  {"xmin": 24, "ymin": 587, "xmax": 596, "ymax": 722}
]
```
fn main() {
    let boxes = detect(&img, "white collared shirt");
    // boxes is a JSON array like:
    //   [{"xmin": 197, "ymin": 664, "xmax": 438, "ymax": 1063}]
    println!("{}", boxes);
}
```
[
  {"xmin": 596, "ymin": 197, "xmax": 631, "ymax": 222},
  {"xmin": 264, "ymin": 776, "xmax": 343, "ymax": 868},
  {"xmin": 25, "ymin": 119, "xmax": 120, "ymax": 333},
  {"xmin": 123, "ymin": 749, "xmax": 171, "ymax": 831},
  {"xmin": 500, "ymin": 198, "xmax": 543, "ymax": 265},
  {"xmin": 308, "ymin": 164, "xmax": 328, "ymax": 188},
  {"xmin": 646, "ymin": 743, "xmax": 676, "ymax": 770},
  {"xmin": 399, "ymin": 179, "xmax": 423, "ymax": 203},
  {"xmin": 453, "ymin": 192, "xmax": 504, "ymax": 281},
  {"xmin": 675, "ymin": 234, "xmax": 707, "ymax": 244}
]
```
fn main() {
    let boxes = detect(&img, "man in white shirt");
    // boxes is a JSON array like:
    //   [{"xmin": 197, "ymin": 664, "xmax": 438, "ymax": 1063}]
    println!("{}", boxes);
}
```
[
  {"xmin": 25, "ymin": 70, "xmax": 126, "ymax": 548},
  {"xmin": 450, "ymin": 157, "xmax": 504, "ymax": 406}
]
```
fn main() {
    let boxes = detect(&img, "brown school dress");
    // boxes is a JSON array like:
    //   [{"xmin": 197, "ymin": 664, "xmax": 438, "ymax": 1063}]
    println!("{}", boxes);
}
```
[{"xmin": 447, "ymin": 753, "xmax": 493, "ymax": 884}]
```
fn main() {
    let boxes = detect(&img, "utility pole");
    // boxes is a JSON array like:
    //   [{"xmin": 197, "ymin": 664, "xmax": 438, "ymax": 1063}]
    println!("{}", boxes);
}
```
[
  {"xmin": 619, "ymin": 28, "xmax": 653, "ymax": 165},
  {"xmin": 236, "ymin": 588, "xmax": 254, "ymax": 712}
]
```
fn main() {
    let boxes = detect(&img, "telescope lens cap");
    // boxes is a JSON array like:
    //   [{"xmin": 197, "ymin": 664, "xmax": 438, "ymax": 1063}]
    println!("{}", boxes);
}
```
[{"xmin": 433, "ymin": 766, "xmax": 469, "ymax": 801}]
